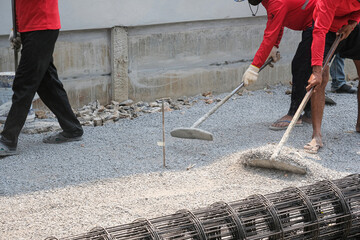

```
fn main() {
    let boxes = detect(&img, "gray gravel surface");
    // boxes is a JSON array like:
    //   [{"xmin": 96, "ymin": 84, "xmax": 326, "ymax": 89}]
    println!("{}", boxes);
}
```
[{"xmin": 0, "ymin": 83, "xmax": 359, "ymax": 239}]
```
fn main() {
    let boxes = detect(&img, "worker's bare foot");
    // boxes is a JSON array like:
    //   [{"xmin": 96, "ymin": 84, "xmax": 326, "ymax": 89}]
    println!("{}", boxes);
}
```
[
  {"xmin": 269, "ymin": 115, "xmax": 303, "ymax": 130},
  {"xmin": 356, "ymin": 122, "xmax": 360, "ymax": 133},
  {"xmin": 304, "ymin": 138, "xmax": 323, "ymax": 154}
]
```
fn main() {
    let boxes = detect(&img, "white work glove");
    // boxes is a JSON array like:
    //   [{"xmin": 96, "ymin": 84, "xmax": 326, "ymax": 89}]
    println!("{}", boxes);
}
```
[
  {"xmin": 268, "ymin": 46, "xmax": 280, "ymax": 63},
  {"xmin": 242, "ymin": 64, "xmax": 259, "ymax": 86},
  {"xmin": 9, "ymin": 29, "xmax": 21, "ymax": 51}
]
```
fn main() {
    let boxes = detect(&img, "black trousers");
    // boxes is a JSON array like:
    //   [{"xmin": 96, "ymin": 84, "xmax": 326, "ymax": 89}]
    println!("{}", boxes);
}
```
[
  {"xmin": 335, "ymin": 24, "xmax": 360, "ymax": 60},
  {"xmin": 288, "ymin": 27, "xmax": 313, "ymax": 117},
  {"xmin": 1, "ymin": 30, "xmax": 83, "ymax": 146},
  {"xmin": 288, "ymin": 24, "xmax": 360, "ymax": 118}
]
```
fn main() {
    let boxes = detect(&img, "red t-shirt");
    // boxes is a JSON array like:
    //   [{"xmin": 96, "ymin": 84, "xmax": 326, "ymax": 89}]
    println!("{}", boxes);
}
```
[
  {"xmin": 311, "ymin": 0, "xmax": 360, "ymax": 66},
  {"xmin": 16, "ymin": 0, "xmax": 61, "ymax": 33},
  {"xmin": 252, "ymin": 0, "xmax": 316, "ymax": 68}
]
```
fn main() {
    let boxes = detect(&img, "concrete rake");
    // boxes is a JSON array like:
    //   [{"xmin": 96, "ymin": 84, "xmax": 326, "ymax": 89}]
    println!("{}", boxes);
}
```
[
  {"xmin": 171, "ymin": 55, "xmax": 278, "ymax": 141},
  {"xmin": 246, "ymin": 34, "xmax": 342, "ymax": 174}
]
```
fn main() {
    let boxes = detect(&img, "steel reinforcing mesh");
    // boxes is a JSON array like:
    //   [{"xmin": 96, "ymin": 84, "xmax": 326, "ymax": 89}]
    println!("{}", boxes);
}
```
[{"xmin": 46, "ymin": 174, "xmax": 360, "ymax": 240}]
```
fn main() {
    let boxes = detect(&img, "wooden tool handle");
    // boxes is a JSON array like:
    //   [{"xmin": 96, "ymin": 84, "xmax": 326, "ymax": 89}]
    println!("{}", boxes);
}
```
[
  {"xmin": 191, "ymin": 57, "xmax": 276, "ymax": 129},
  {"xmin": 270, "ymin": 34, "xmax": 342, "ymax": 160},
  {"xmin": 11, "ymin": 0, "xmax": 19, "ymax": 71},
  {"xmin": 270, "ymin": 89, "xmax": 313, "ymax": 160}
]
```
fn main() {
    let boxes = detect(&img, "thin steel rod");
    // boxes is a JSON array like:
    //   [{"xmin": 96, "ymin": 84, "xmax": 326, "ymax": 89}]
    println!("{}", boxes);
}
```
[{"xmin": 162, "ymin": 99, "xmax": 166, "ymax": 167}]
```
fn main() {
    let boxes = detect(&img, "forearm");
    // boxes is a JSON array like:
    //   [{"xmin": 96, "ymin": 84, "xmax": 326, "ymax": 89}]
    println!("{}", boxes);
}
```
[
  {"xmin": 348, "ymin": 20, "xmax": 358, "ymax": 30},
  {"xmin": 252, "ymin": 44, "xmax": 274, "ymax": 68},
  {"xmin": 312, "ymin": 65, "xmax": 322, "ymax": 73},
  {"xmin": 252, "ymin": 28, "xmax": 283, "ymax": 67},
  {"xmin": 349, "ymin": 10, "xmax": 360, "ymax": 24},
  {"xmin": 274, "ymin": 27, "xmax": 284, "ymax": 48},
  {"xmin": 311, "ymin": 28, "xmax": 327, "ymax": 66},
  {"xmin": 252, "ymin": 7, "xmax": 286, "ymax": 67}
]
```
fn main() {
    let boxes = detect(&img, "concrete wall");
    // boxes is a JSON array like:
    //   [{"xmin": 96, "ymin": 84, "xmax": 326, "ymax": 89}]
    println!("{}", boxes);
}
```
[
  {"xmin": 125, "ymin": 17, "xmax": 298, "ymax": 101},
  {"xmin": 115, "ymin": 17, "xmax": 359, "ymax": 102},
  {"xmin": 55, "ymin": 30, "xmax": 112, "ymax": 107},
  {"xmin": 1, "ymin": 16, "xmax": 294, "ymax": 105},
  {"xmin": 0, "ymin": 29, "xmax": 112, "ymax": 108},
  {"xmin": 0, "ymin": 1, "xmax": 265, "ymax": 35},
  {"xmin": 0, "ymin": 17, "xmax": 358, "ymax": 107}
]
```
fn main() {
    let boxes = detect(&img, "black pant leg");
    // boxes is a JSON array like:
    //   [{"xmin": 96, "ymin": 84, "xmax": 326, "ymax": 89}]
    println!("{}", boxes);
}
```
[
  {"xmin": 338, "ymin": 24, "xmax": 360, "ymax": 60},
  {"xmin": 288, "ymin": 30, "xmax": 338, "ymax": 118},
  {"xmin": 288, "ymin": 27, "xmax": 313, "ymax": 116},
  {"xmin": 1, "ymin": 30, "xmax": 59, "ymax": 145},
  {"xmin": 37, "ymin": 60, "xmax": 83, "ymax": 135}
]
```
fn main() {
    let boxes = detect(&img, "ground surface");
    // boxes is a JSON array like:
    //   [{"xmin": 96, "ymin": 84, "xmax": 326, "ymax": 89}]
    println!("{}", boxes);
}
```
[{"xmin": 0, "ymin": 83, "xmax": 359, "ymax": 240}]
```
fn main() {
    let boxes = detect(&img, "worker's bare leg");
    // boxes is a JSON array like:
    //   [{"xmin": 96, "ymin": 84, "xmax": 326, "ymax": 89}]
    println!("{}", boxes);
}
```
[
  {"xmin": 305, "ymin": 67, "xmax": 329, "ymax": 153},
  {"xmin": 357, "ymin": 84, "xmax": 360, "ymax": 133},
  {"xmin": 354, "ymin": 60, "xmax": 360, "ymax": 133}
]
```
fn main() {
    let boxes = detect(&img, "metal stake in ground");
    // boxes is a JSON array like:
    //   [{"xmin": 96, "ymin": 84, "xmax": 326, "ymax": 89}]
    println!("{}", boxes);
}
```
[
  {"xmin": 246, "ymin": 35, "xmax": 342, "ymax": 175},
  {"xmin": 157, "ymin": 99, "xmax": 167, "ymax": 167},
  {"xmin": 162, "ymin": 99, "xmax": 166, "ymax": 167},
  {"xmin": 170, "ymin": 54, "xmax": 279, "ymax": 141}
]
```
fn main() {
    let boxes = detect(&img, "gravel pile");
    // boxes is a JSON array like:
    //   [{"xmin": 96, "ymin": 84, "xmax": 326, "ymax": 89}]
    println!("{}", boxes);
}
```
[
  {"xmin": 241, "ymin": 144, "xmax": 308, "ymax": 174},
  {"xmin": 0, "ymin": 83, "xmax": 359, "ymax": 240}
]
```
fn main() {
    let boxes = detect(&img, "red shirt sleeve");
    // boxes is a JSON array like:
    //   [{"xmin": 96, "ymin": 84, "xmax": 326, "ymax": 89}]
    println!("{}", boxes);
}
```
[
  {"xmin": 349, "ymin": 10, "xmax": 360, "ymax": 23},
  {"xmin": 252, "ymin": 2, "xmax": 288, "ymax": 68},
  {"xmin": 311, "ymin": 0, "xmax": 339, "ymax": 66},
  {"xmin": 275, "ymin": 27, "xmax": 284, "ymax": 48}
]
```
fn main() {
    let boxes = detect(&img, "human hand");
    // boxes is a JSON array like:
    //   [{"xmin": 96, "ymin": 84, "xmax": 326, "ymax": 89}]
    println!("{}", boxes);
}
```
[
  {"xmin": 242, "ymin": 65, "xmax": 259, "ymax": 86},
  {"xmin": 337, "ymin": 21, "xmax": 357, "ymax": 40},
  {"xmin": 268, "ymin": 46, "xmax": 280, "ymax": 63},
  {"xmin": 306, "ymin": 66, "xmax": 322, "ymax": 92},
  {"xmin": 9, "ymin": 29, "xmax": 21, "ymax": 51}
]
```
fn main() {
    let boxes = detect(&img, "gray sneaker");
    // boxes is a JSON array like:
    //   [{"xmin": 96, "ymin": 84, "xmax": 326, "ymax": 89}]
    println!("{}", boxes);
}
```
[
  {"xmin": 332, "ymin": 84, "xmax": 357, "ymax": 94},
  {"xmin": 0, "ymin": 141, "xmax": 18, "ymax": 156},
  {"xmin": 43, "ymin": 132, "xmax": 83, "ymax": 144}
]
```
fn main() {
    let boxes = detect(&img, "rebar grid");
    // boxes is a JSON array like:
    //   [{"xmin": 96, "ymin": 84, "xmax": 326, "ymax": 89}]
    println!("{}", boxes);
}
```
[{"xmin": 46, "ymin": 174, "xmax": 360, "ymax": 240}]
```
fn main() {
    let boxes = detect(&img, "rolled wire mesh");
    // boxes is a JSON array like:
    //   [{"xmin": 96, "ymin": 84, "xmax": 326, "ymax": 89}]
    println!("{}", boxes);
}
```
[{"xmin": 46, "ymin": 174, "xmax": 360, "ymax": 240}]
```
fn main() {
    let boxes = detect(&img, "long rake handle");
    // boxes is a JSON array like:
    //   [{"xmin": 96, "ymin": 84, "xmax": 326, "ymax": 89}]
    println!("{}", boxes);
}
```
[
  {"xmin": 191, "ymin": 56, "xmax": 275, "ymax": 129},
  {"xmin": 11, "ymin": 0, "xmax": 19, "ymax": 71},
  {"xmin": 270, "ymin": 35, "xmax": 342, "ymax": 160}
]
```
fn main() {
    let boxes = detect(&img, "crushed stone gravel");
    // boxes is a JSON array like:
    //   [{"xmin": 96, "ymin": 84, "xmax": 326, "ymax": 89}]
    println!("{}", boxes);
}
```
[{"xmin": 0, "ymin": 83, "xmax": 359, "ymax": 240}]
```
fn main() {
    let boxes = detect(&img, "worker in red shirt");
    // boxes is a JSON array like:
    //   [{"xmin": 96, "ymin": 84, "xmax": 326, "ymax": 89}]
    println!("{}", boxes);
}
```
[
  {"xmin": 242, "ymin": 0, "xmax": 317, "ymax": 130},
  {"xmin": 304, "ymin": 0, "xmax": 360, "ymax": 154},
  {"xmin": 2, "ymin": 0, "xmax": 83, "ymax": 156}
]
